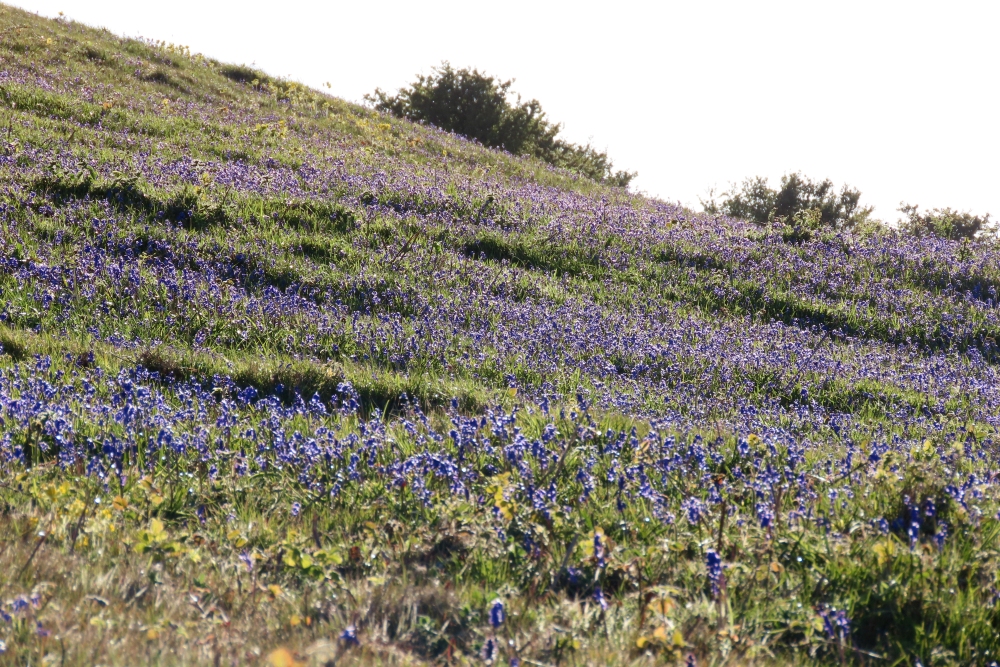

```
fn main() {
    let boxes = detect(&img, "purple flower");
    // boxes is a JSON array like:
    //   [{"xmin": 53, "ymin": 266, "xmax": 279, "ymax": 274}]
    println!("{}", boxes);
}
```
[
  {"xmin": 239, "ymin": 551, "xmax": 254, "ymax": 573},
  {"xmin": 934, "ymin": 522, "xmax": 948, "ymax": 551},
  {"xmin": 593, "ymin": 531, "xmax": 606, "ymax": 568},
  {"xmin": 593, "ymin": 587, "xmax": 609, "ymax": 611},
  {"xmin": 480, "ymin": 636, "xmax": 498, "ymax": 662},
  {"xmin": 489, "ymin": 599, "xmax": 505, "ymax": 628},
  {"xmin": 908, "ymin": 520, "xmax": 921, "ymax": 550},
  {"xmin": 756, "ymin": 502, "xmax": 774, "ymax": 528},
  {"xmin": 681, "ymin": 497, "xmax": 705, "ymax": 525},
  {"xmin": 706, "ymin": 549, "xmax": 723, "ymax": 599},
  {"xmin": 924, "ymin": 499, "xmax": 936, "ymax": 518},
  {"xmin": 818, "ymin": 605, "xmax": 850, "ymax": 641},
  {"xmin": 340, "ymin": 623, "xmax": 359, "ymax": 646}
]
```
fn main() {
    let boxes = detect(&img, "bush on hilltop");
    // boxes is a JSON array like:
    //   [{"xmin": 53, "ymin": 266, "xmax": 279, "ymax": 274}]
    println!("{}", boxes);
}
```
[
  {"xmin": 898, "ymin": 203, "xmax": 993, "ymax": 240},
  {"xmin": 702, "ymin": 172, "xmax": 874, "ymax": 230},
  {"xmin": 366, "ymin": 62, "xmax": 636, "ymax": 188}
]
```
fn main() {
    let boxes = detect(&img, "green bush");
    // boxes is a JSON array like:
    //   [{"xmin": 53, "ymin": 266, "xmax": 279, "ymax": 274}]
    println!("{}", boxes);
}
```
[
  {"xmin": 898, "ymin": 203, "xmax": 993, "ymax": 240},
  {"xmin": 703, "ymin": 172, "xmax": 873, "ymax": 229},
  {"xmin": 367, "ymin": 62, "xmax": 635, "ymax": 188}
]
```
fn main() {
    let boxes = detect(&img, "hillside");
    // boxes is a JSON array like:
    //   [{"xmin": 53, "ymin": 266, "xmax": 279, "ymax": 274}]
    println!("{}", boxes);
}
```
[{"xmin": 2, "ymin": 5, "xmax": 1000, "ymax": 666}]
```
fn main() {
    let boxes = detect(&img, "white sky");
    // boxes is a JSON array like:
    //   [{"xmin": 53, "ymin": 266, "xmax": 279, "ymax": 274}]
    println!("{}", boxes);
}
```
[{"xmin": 10, "ymin": 0, "xmax": 1000, "ymax": 220}]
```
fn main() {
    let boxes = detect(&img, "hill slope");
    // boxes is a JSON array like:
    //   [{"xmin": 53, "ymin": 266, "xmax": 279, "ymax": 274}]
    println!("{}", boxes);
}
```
[{"xmin": 2, "ymin": 6, "xmax": 1000, "ymax": 665}]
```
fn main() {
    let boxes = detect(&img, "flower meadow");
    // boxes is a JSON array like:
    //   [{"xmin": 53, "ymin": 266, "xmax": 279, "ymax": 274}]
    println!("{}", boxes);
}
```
[{"xmin": 3, "ymin": 7, "xmax": 1000, "ymax": 666}]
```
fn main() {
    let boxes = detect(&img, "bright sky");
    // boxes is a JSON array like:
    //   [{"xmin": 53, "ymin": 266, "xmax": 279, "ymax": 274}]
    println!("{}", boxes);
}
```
[{"xmin": 10, "ymin": 0, "xmax": 999, "ymax": 220}]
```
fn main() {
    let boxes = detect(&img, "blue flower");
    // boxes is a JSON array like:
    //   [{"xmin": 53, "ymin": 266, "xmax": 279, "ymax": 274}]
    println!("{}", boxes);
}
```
[
  {"xmin": 934, "ymin": 522, "xmax": 948, "ymax": 551},
  {"xmin": 593, "ymin": 587, "xmax": 609, "ymax": 611},
  {"xmin": 480, "ymin": 636, "xmax": 498, "ymax": 662},
  {"xmin": 340, "ymin": 624, "xmax": 359, "ymax": 646},
  {"xmin": 706, "ymin": 549, "xmax": 723, "ymax": 598},
  {"xmin": 489, "ymin": 599, "xmax": 505, "ymax": 628},
  {"xmin": 818, "ymin": 605, "xmax": 850, "ymax": 641},
  {"xmin": 239, "ymin": 551, "xmax": 254, "ymax": 573}
]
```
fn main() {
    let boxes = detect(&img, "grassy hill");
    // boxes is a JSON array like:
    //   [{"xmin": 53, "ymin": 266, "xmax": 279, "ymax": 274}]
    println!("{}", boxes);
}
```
[{"xmin": 2, "ymin": 5, "xmax": 1000, "ymax": 665}]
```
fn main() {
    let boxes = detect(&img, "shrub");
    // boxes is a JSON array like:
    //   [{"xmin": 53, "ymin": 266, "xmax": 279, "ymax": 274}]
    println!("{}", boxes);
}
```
[
  {"xmin": 703, "ymin": 172, "xmax": 873, "ymax": 229},
  {"xmin": 219, "ymin": 63, "xmax": 269, "ymax": 86},
  {"xmin": 366, "ymin": 62, "xmax": 635, "ymax": 188},
  {"xmin": 898, "ymin": 203, "xmax": 993, "ymax": 240}
]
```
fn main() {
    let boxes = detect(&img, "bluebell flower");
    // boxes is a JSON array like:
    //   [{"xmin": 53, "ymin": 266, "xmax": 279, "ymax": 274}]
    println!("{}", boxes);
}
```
[
  {"xmin": 480, "ymin": 636, "xmax": 498, "ymax": 662},
  {"xmin": 239, "ymin": 551, "xmax": 254, "ymax": 573},
  {"xmin": 593, "ymin": 587, "xmax": 609, "ymax": 611},
  {"xmin": 934, "ymin": 523, "xmax": 948, "ymax": 551},
  {"xmin": 818, "ymin": 605, "xmax": 850, "ymax": 641},
  {"xmin": 340, "ymin": 624, "xmax": 359, "ymax": 646},
  {"xmin": 593, "ymin": 531, "xmax": 606, "ymax": 568},
  {"xmin": 489, "ymin": 599, "xmax": 505, "ymax": 628},
  {"xmin": 706, "ymin": 549, "xmax": 723, "ymax": 598}
]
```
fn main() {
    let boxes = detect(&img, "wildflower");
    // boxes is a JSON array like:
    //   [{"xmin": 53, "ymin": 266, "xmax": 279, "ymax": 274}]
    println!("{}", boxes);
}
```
[
  {"xmin": 737, "ymin": 437, "xmax": 750, "ymax": 457},
  {"xmin": 481, "ymin": 636, "xmax": 498, "ymax": 662},
  {"xmin": 706, "ymin": 549, "xmax": 723, "ymax": 598},
  {"xmin": 593, "ymin": 586, "xmax": 609, "ymax": 611},
  {"xmin": 908, "ymin": 519, "xmax": 921, "ymax": 550},
  {"xmin": 685, "ymin": 655, "xmax": 697, "ymax": 667},
  {"xmin": 681, "ymin": 497, "xmax": 704, "ymax": 525},
  {"xmin": 291, "ymin": 502, "xmax": 301, "ymax": 517},
  {"xmin": 489, "ymin": 599, "xmax": 505, "ymax": 628},
  {"xmin": 340, "ymin": 624, "xmax": 359, "ymax": 646},
  {"xmin": 818, "ymin": 605, "xmax": 850, "ymax": 642},
  {"xmin": 593, "ymin": 530, "xmax": 606, "ymax": 568},
  {"xmin": 239, "ymin": 551, "xmax": 254, "ymax": 573},
  {"xmin": 934, "ymin": 522, "xmax": 948, "ymax": 551},
  {"xmin": 36, "ymin": 621, "xmax": 50, "ymax": 638},
  {"xmin": 755, "ymin": 502, "xmax": 774, "ymax": 528}
]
